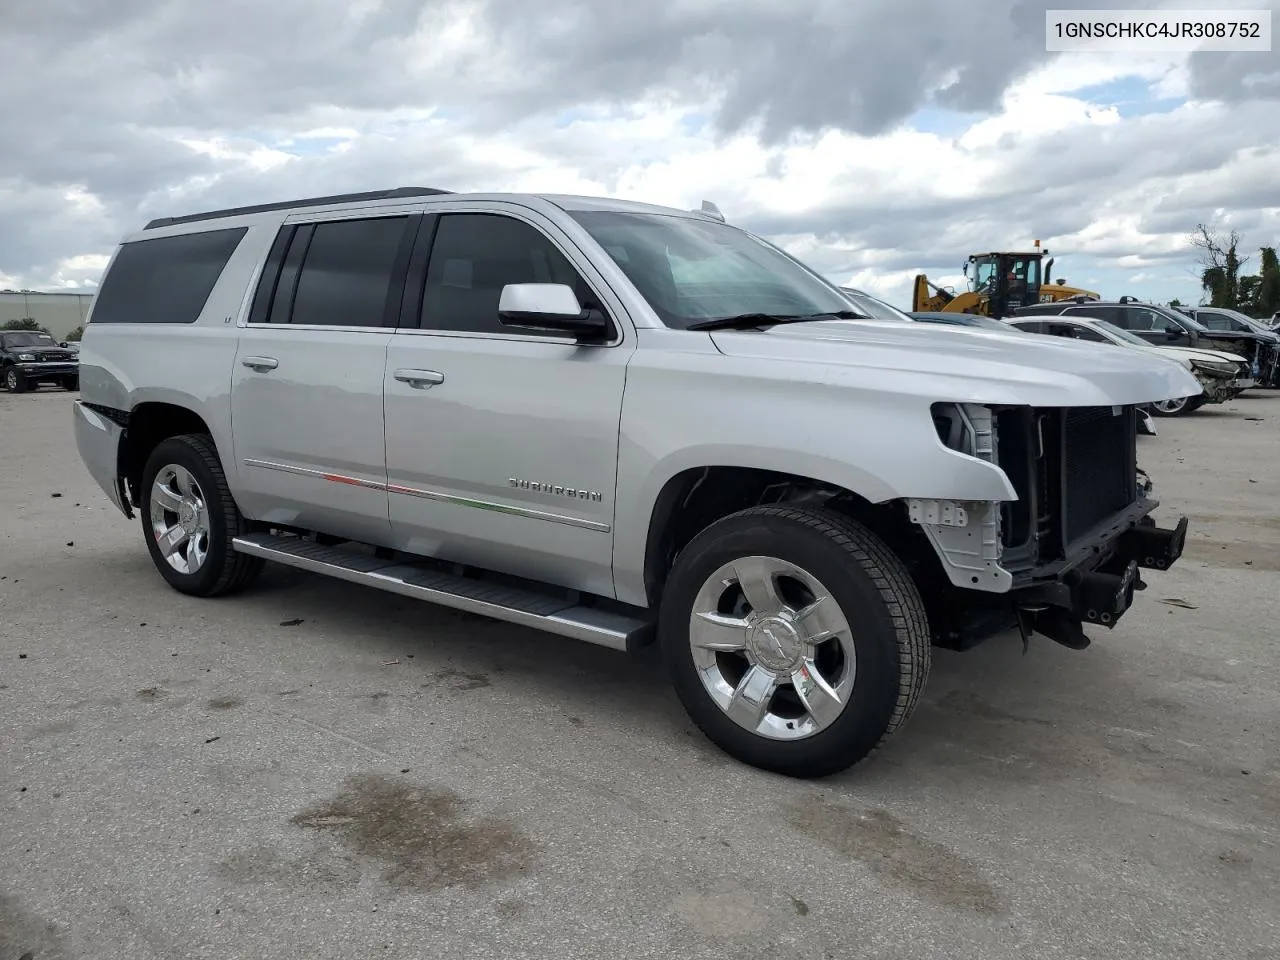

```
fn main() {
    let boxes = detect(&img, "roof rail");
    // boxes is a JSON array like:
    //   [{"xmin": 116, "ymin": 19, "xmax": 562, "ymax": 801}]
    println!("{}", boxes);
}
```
[{"xmin": 143, "ymin": 186, "xmax": 454, "ymax": 230}]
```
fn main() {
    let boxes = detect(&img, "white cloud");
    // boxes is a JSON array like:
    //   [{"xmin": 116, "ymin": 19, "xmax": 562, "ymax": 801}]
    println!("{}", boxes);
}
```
[{"xmin": 1, "ymin": 0, "xmax": 1276, "ymax": 315}]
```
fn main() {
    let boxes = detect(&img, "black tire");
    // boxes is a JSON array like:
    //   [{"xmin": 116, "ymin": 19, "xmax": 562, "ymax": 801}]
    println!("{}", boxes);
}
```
[
  {"xmin": 140, "ymin": 433, "xmax": 264, "ymax": 597},
  {"xmin": 62, "ymin": 375, "xmax": 79, "ymax": 391},
  {"xmin": 4, "ymin": 366, "xmax": 27, "ymax": 393},
  {"xmin": 658, "ymin": 504, "xmax": 930, "ymax": 778}
]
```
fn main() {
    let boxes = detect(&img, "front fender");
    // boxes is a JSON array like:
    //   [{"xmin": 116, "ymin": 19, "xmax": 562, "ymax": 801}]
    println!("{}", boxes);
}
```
[{"xmin": 610, "ymin": 357, "xmax": 1018, "ymax": 607}]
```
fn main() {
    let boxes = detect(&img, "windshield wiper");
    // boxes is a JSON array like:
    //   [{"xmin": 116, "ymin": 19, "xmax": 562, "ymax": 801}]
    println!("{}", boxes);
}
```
[{"xmin": 687, "ymin": 310, "xmax": 866, "ymax": 331}]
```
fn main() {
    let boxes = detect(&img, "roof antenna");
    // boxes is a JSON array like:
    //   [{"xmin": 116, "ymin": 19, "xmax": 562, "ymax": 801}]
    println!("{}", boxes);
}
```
[{"xmin": 698, "ymin": 200, "xmax": 725, "ymax": 222}]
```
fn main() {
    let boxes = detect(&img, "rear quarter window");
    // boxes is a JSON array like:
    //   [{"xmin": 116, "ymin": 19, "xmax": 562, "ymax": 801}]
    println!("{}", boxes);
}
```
[{"xmin": 89, "ymin": 227, "xmax": 248, "ymax": 324}]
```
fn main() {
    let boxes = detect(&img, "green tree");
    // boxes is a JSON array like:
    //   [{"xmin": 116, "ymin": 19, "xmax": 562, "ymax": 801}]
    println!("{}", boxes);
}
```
[
  {"xmin": 1, "ymin": 317, "xmax": 49, "ymax": 332},
  {"xmin": 65, "ymin": 325, "xmax": 84, "ymax": 341},
  {"xmin": 1191, "ymin": 223, "xmax": 1248, "ymax": 309},
  {"xmin": 1256, "ymin": 246, "xmax": 1280, "ymax": 318},
  {"xmin": 1168, "ymin": 297, "xmax": 1183, "ymax": 307}
]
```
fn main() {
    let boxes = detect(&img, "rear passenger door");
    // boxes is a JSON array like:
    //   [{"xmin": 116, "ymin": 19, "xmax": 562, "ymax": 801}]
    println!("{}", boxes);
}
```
[
  {"xmin": 230, "ymin": 209, "xmax": 420, "ymax": 544},
  {"xmin": 382, "ymin": 206, "xmax": 634, "ymax": 599}
]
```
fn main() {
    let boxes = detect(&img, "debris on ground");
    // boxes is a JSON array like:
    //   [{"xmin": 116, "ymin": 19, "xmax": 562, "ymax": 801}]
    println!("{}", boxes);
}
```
[
  {"xmin": 381, "ymin": 658, "xmax": 401, "ymax": 666},
  {"xmin": 279, "ymin": 618, "xmax": 305, "ymax": 626},
  {"xmin": 1160, "ymin": 598, "xmax": 1199, "ymax": 610}
]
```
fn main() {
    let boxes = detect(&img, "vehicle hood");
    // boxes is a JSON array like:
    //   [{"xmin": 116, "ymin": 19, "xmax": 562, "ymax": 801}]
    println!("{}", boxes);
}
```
[
  {"xmin": 1151, "ymin": 345, "xmax": 1248, "ymax": 367},
  {"xmin": 709, "ymin": 320, "xmax": 1203, "ymax": 407}
]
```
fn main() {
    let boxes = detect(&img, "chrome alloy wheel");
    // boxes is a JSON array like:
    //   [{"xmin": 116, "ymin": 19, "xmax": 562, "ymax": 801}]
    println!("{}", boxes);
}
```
[
  {"xmin": 688, "ymin": 556, "xmax": 855, "ymax": 741},
  {"xmin": 1152, "ymin": 396, "xmax": 1190, "ymax": 414},
  {"xmin": 149, "ymin": 463, "xmax": 211, "ymax": 575}
]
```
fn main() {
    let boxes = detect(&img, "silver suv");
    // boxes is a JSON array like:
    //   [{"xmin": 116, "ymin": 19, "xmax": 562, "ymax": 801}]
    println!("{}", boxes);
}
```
[{"xmin": 73, "ymin": 186, "xmax": 1198, "ymax": 777}]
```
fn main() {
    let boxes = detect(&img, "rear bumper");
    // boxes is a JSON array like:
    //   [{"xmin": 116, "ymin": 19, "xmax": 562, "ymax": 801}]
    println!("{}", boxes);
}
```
[{"xmin": 73, "ymin": 401, "xmax": 132, "ymax": 518}]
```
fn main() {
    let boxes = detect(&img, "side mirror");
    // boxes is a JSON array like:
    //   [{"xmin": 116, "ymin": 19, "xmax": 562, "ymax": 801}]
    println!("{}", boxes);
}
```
[
  {"xmin": 59, "ymin": 341, "xmax": 68, "ymax": 347},
  {"xmin": 498, "ymin": 283, "xmax": 608, "ymax": 339}
]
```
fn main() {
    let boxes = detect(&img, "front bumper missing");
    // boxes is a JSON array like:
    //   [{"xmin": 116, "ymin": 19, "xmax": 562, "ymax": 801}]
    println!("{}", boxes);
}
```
[
  {"xmin": 1202, "ymin": 376, "xmax": 1254, "ymax": 402},
  {"xmin": 1014, "ymin": 516, "xmax": 1189, "ymax": 649}
]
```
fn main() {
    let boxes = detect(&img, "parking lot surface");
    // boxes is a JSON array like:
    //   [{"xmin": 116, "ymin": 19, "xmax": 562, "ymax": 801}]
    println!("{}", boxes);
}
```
[{"xmin": 2, "ymin": 387, "xmax": 1278, "ymax": 960}]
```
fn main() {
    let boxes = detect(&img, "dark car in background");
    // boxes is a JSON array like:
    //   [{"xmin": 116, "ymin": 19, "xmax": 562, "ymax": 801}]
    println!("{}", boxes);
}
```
[
  {"xmin": 1, "ymin": 330, "xmax": 80, "ymax": 393},
  {"xmin": 1012, "ymin": 297, "xmax": 1280, "ymax": 387}
]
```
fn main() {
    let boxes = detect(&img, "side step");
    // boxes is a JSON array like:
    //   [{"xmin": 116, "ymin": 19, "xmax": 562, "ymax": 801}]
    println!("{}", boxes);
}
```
[{"xmin": 231, "ymin": 532, "xmax": 654, "ymax": 652}]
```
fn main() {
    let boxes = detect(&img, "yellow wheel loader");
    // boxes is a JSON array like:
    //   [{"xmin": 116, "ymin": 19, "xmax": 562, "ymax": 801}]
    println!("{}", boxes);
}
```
[{"xmin": 912, "ymin": 242, "xmax": 1099, "ymax": 319}]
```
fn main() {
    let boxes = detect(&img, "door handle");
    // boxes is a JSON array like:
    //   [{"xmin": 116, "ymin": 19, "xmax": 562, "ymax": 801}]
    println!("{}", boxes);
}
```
[
  {"xmin": 393, "ymin": 368, "xmax": 445, "ymax": 388},
  {"xmin": 241, "ymin": 356, "xmax": 278, "ymax": 372}
]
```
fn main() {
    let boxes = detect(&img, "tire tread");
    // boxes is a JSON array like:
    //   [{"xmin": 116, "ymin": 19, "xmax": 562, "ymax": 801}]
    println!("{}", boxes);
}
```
[{"xmin": 149, "ymin": 433, "xmax": 263, "ymax": 597}]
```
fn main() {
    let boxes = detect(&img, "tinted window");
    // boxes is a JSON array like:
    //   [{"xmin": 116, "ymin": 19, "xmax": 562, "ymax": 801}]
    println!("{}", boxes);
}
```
[
  {"xmin": 286, "ymin": 217, "xmax": 409, "ymax": 327},
  {"xmin": 89, "ymin": 227, "xmax": 246, "ymax": 324},
  {"xmin": 1048, "ymin": 322, "xmax": 1106, "ymax": 342},
  {"xmin": 1195, "ymin": 310, "xmax": 1239, "ymax": 331},
  {"xmin": 1125, "ymin": 307, "xmax": 1182, "ymax": 333},
  {"xmin": 1011, "ymin": 320, "xmax": 1044, "ymax": 333},
  {"xmin": 1064, "ymin": 304, "xmax": 1122, "ymax": 324},
  {"xmin": 421, "ymin": 213, "xmax": 590, "ymax": 336}
]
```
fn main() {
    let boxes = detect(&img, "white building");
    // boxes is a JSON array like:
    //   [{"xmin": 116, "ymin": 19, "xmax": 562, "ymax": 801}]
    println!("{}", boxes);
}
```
[{"xmin": 0, "ymin": 291, "xmax": 95, "ymax": 341}]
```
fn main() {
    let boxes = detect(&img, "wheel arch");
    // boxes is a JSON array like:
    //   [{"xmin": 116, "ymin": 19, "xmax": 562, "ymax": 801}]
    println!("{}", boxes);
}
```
[
  {"xmin": 635, "ymin": 460, "xmax": 946, "ymax": 613},
  {"xmin": 118, "ymin": 400, "xmax": 220, "ymax": 509}
]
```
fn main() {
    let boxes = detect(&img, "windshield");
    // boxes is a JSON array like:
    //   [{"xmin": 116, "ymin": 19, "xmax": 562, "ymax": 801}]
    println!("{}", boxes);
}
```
[
  {"xmin": 971, "ymin": 256, "xmax": 997, "ymax": 293},
  {"xmin": 840, "ymin": 288, "xmax": 910, "ymax": 322},
  {"xmin": 1093, "ymin": 319, "xmax": 1153, "ymax": 346},
  {"xmin": 1, "ymin": 332, "xmax": 57, "ymax": 347},
  {"xmin": 568, "ymin": 211, "xmax": 855, "ymax": 329}
]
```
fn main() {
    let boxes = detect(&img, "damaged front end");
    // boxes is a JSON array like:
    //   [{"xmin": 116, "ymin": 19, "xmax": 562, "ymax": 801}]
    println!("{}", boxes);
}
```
[
  {"xmin": 911, "ymin": 402, "xmax": 1188, "ymax": 651},
  {"xmin": 1190, "ymin": 359, "xmax": 1254, "ymax": 403}
]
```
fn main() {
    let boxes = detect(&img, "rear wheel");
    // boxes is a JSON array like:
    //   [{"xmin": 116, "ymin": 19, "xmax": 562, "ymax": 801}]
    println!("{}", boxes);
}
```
[
  {"xmin": 140, "ymin": 434, "xmax": 264, "ymax": 597},
  {"xmin": 658, "ymin": 504, "xmax": 930, "ymax": 778}
]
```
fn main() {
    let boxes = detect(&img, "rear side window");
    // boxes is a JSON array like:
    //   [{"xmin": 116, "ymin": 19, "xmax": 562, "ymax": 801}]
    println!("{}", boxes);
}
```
[
  {"xmin": 252, "ymin": 216, "xmax": 411, "ymax": 327},
  {"xmin": 1065, "ymin": 304, "xmax": 1122, "ymax": 324},
  {"xmin": 1195, "ymin": 311, "xmax": 1234, "ymax": 331},
  {"xmin": 89, "ymin": 227, "xmax": 247, "ymax": 324}
]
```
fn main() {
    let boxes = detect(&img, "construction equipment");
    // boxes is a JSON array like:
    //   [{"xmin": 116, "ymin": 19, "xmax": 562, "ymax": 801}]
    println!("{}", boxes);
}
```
[{"xmin": 912, "ymin": 241, "xmax": 1099, "ymax": 319}]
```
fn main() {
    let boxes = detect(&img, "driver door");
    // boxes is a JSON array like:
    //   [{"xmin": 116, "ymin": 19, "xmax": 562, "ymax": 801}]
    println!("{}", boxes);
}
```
[{"xmin": 381, "ymin": 206, "xmax": 635, "ymax": 599}]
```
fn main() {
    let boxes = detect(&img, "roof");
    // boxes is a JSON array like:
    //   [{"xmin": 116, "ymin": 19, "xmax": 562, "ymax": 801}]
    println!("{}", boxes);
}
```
[{"xmin": 142, "ymin": 187, "xmax": 716, "ymax": 231}]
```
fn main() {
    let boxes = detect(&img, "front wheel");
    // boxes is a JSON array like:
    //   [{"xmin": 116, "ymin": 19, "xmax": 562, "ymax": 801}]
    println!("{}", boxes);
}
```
[
  {"xmin": 4, "ymin": 366, "xmax": 27, "ymax": 393},
  {"xmin": 140, "ymin": 434, "xmax": 264, "ymax": 597},
  {"xmin": 658, "ymin": 504, "xmax": 931, "ymax": 778},
  {"xmin": 1151, "ymin": 395, "xmax": 1196, "ymax": 416},
  {"xmin": 61, "ymin": 375, "xmax": 78, "ymax": 391}
]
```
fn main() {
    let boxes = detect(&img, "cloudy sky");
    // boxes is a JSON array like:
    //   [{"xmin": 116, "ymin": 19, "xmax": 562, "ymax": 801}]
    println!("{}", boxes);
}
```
[{"xmin": 2, "ymin": 0, "xmax": 1278, "ymax": 308}]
